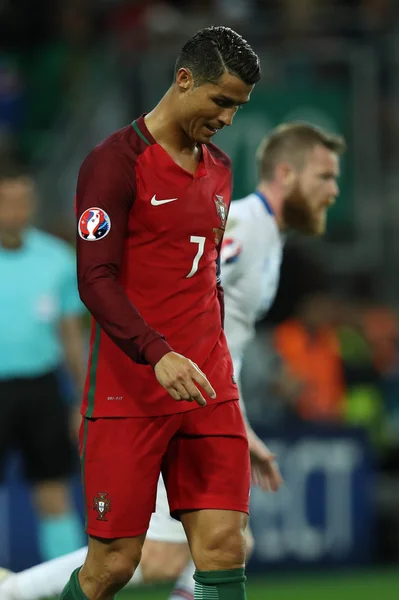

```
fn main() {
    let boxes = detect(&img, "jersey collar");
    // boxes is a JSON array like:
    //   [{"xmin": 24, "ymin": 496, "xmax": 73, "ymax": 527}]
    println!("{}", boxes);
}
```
[
  {"xmin": 254, "ymin": 190, "xmax": 275, "ymax": 216},
  {"xmin": 132, "ymin": 114, "xmax": 156, "ymax": 145},
  {"xmin": 132, "ymin": 114, "xmax": 208, "ymax": 179}
]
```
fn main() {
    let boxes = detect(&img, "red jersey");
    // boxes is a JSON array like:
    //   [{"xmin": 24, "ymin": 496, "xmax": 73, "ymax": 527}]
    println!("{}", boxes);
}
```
[{"xmin": 76, "ymin": 115, "xmax": 238, "ymax": 417}]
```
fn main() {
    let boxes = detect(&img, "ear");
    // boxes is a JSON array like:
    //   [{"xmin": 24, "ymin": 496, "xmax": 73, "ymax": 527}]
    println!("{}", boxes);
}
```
[
  {"xmin": 176, "ymin": 67, "xmax": 194, "ymax": 92},
  {"xmin": 276, "ymin": 162, "xmax": 296, "ymax": 187}
]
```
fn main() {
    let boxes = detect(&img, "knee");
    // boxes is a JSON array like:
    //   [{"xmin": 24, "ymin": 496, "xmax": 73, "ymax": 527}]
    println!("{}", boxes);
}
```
[
  {"xmin": 104, "ymin": 551, "xmax": 139, "ymax": 588},
  {"xmin": 195, "ymin": 524, "xmax": 246, "ymax": 570},
  {"xmin": 83, "ymin": 541, "xmax": 142, "ymax": 592},
  {"xmin": 141, "ymin": 542, "xmax": 191, "ymax": 583}
]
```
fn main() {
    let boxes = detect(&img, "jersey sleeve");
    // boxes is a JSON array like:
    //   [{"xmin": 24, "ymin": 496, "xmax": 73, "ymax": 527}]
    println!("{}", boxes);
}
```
[{"xmin": 76, "ymin": 145, "xmax": 172, "ymax": 367}]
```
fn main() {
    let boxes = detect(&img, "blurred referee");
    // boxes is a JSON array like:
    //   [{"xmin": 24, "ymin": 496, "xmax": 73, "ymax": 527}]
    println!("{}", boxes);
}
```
[{"xmin": 0, "ymin": 165, "xmax": 85, "ymax": 560}]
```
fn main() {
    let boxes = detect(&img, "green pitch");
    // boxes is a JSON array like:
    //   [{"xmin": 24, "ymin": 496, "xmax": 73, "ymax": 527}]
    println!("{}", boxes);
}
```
[{"xmin": 115, "ymin": 570, "xmax": 399, "ymax": 600}]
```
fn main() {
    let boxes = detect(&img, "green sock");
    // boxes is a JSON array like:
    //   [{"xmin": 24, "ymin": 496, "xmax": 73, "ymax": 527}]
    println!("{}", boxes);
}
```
[
  {"xmin": 60, "ymin": 568, "xmax": 89, "ymax": 600},
  {"xmin": 193, "ymin": 568, "xmax": 247, "ymax": 600}
]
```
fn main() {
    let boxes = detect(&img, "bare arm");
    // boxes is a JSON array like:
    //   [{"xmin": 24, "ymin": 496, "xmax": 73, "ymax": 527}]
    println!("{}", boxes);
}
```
[{"xmin": 59, "ymin": 314, "xmax": 87, "ymax": 395}]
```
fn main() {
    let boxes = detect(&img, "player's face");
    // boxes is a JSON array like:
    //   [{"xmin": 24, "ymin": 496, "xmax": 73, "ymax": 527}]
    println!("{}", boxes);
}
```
[
  {"xmin": 0, "ymin": 178, "xmax": 35, "ymax": 235},
  {"xmin": 177, "ymin": 70, "xmax": 253, "ymax": 143},
  {"xmin": 283, "ymin": 145, "xmax": 340, "ymax": 235}
]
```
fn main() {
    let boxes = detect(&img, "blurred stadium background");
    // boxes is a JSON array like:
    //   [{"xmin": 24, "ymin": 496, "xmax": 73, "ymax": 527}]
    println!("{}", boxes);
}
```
[{"xmin": 2, "ymin": 0, "xmax": 399, "ymax": 597}]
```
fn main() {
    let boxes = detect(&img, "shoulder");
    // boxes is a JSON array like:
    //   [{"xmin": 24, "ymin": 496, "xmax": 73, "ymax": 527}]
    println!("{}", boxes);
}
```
[
  {"xmin": 226, "ymin": 194, "xmax": 257, "ymax": 236},
  {"xmin": 223, "ymin": 193, "xmax": 279, "ymax": 265},
  {"xmin": 206, "ymin": 143, "xmax": 232, "ymax": 172},
  {"xmin": 233, "ymin": 194, "xmax": 280, "ymax": 248},
  {"xmin": 80, "ymin": 123, "xmax": 149, "ymax": 174}
]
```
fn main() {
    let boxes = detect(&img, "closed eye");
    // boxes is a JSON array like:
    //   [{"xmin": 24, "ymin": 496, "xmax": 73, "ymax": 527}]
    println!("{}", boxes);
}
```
[
  {"xmin": 214, "ymin": 98, "xmax": 233, "ymax": 108},
  {"xmin": 213, "ymin": 97, "xmax": 247, "ymax": 109},
  {"xmin": 320, "ymin": 173, "xmax": 338, "ymax": 182}
]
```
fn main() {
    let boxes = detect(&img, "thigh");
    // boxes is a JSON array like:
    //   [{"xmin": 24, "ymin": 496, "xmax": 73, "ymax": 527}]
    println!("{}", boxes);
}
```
[
  {"xmin": 80, "ymin": 415, "xmax": 180, "ymax": 539},
  {"xmin": 147, "ymin": 476, "xmax": 187, "ymax": 543},
  {"xmin": 244, "ymin": 525, "xmax": 255, "ymax": 559},
  {"xmin": 17, "ymin": 372, "xmax": 76, "ymax": 482},
  {"xmin": 164, "ymin": 400, "xmax": 250, "ymax": 516}
]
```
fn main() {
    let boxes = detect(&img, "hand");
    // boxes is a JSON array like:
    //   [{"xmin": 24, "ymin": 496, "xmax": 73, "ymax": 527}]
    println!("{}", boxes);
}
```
[
  {"xmin": 154, "ymin": 351, "xmax": 216, "ymax": 407},
  {"xmin": 246, "ymin": 425, "xmax": 283, "ymax": 492}
]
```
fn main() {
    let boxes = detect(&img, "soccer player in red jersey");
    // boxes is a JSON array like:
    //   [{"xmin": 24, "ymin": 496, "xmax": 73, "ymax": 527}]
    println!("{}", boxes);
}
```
[{"xmin": 61, "ymin": 26, "xmax": 280, "ymax": 600}]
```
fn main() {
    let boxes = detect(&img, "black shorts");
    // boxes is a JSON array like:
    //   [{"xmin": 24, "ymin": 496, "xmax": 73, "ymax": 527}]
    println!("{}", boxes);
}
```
[{"xmin": 0, "ymin": 371, "xmax": 76, "ymax": 483}]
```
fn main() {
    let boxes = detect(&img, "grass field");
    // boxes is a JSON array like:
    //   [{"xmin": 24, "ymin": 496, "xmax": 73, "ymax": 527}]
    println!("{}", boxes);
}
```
[{"xmin": 115, "ymin": 570, "xmax": 399, "ymax": 600}]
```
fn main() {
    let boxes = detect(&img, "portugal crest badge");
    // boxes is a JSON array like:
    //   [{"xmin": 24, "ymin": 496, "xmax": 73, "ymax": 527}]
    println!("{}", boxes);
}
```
[
  {"xmin": 213, "ymin": 195, "xmax": 228, "ymax": 245},
  {"xmin": 94, "ymin": 492, "xmax": 111, "ymax": 521},
  {"xmin": 214, "ymin": 195, "xmax": 227, "ymax": 229}
]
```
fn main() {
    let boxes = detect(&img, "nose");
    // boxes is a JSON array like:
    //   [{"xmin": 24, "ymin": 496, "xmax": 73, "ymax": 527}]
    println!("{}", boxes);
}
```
[
  {"xmin": 218, "ymin": 107, "xmax": 237, "ymax": 128},
  {"xmin": 326, "ymin": 182, "xmax": 339, "ymax": 205},
  {"xmin": 331, "ymin": 180, "xmax": 339, "ymax": 197}
]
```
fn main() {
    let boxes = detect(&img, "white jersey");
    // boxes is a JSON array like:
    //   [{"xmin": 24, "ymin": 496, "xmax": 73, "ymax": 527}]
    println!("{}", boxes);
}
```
[{"xmin": 221, "ymin": 191, "xmax": 283, "ymax": 378}]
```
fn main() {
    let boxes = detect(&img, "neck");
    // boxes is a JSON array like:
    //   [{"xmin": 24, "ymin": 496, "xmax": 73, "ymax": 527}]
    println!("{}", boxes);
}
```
[
  {"xmin": 256, "ymin": 182, "xmax": 285, "ymax": 230},
  {"xmin": 0, "ymin": 231, "xmax": 23, "ymax": 249},
  {"xmin": 144, "ymin": 88, "xmax": 198, "ymax": 154}
]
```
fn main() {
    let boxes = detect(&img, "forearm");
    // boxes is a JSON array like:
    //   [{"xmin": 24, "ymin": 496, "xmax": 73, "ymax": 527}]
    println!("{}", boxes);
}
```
[
  {"xmin": 63, "ymin": 341, "xmax": 86, "ymax": 395},
  {"xmin": 59, "ymin": 316, "xmax": 87, "ymax": 397},
  {"xmin": 78, "ymin": 272, "xmax": 172, "ymax": 367}
]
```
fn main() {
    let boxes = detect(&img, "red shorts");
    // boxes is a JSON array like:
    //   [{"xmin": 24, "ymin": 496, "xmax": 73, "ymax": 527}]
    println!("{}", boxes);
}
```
[{"xmin": 79, "ymin": 399, "xmax": 250, "ymax": 538}]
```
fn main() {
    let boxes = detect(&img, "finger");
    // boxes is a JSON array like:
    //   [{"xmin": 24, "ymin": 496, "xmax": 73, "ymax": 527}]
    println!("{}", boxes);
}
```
[
  {"xmin": 167, "ymin": 387, "xmax": 183, "ymax": 401},
  {"xmin": 173, "ymin": 382, "xmax": 193, "ymax": 401},
  {"xmin": 187, "ymin": 387, "xmax": 207, "ymax": 407},
  {"xmin": 191, "ymin": 368, "xmax": 216, "ymax": 399},
  {"xmin": 183, "ymin": 380, "xmax": 210, "ymax": 403},
  {"xmin": 252, "ymin": 468, "xmax": 261, "ymax": 488},
  {"xmin": 259, "ymin": 477, "xmax": 270, "ymax": 492},
  {"xmin": 270, "ymin": 468, "xmax": 284, "ymax": 491},
  {"xmin": 190, "ymin": 364, "xmax": 216, "ymax": 398},
  {"xmin": 177, "ymin": 374, "xmax": 207, "ymax": 407},
  {"xmin": 263, "ymin": 470, "xmax": 273, "ymax": 492},
  {"xmin": 266, "ymin": 464, "xmax": 283, "ymax": 491},
  {"xmin": 253, "ymin": 467, "xmax": 270, "ymax": 491}
]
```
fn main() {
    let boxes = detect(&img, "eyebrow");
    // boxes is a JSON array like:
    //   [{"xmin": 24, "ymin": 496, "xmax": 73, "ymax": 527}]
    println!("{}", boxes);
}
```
[
  {"xmin": 320, "ymin": 170, "xmax": 340, "ymax": 177},
  {"xmin": 215, "ymin": 94, "xmax": 249, "ymax": 106}
]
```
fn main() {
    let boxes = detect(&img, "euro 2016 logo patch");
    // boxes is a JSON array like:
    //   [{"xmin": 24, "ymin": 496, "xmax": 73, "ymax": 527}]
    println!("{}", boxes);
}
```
[{"xmin": 78, "ymin": 208, "xmax": 111, "ymax": 241}]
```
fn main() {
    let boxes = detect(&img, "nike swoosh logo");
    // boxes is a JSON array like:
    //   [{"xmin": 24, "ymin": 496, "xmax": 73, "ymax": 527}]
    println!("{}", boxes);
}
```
[{"xmin": 151, "ymin": 194, "xmax": 178, "ymax": 206}]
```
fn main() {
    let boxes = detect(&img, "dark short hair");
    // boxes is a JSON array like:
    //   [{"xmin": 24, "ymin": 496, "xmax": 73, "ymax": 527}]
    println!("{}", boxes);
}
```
[
  {"xmin": 174, "ymin": 26, "xmax": 260, "ymax": 86},
  {"xmin": 257, "ymin": 122, "xmax": 346, "ymax": 181}
]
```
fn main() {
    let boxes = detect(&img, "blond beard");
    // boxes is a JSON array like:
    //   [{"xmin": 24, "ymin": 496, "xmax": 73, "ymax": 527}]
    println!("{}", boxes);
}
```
[{"xmin": 282, "ymin": 186, "xmax": 324, "ymax": 236}]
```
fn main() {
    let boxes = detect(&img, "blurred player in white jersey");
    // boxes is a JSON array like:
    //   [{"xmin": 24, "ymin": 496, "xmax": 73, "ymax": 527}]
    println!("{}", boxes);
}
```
[{"xmin": 0, "ymin": 122, "xmax": 344, "ymax": 600}]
